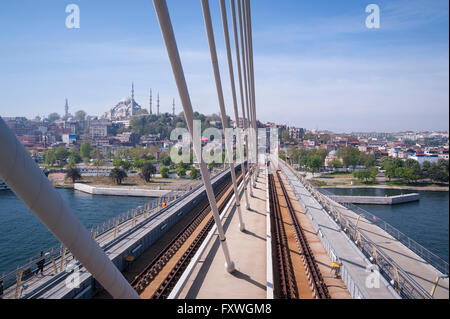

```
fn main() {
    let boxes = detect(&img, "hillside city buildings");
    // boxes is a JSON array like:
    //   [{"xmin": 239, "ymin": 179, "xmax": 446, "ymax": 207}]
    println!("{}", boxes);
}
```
[{"xmin": 2, "ymin": 83, "xmax": 448, "ymax": 172}]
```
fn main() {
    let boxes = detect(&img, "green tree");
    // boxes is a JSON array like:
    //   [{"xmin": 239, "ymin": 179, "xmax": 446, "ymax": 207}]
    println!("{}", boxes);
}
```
[
  {"xmin": 353, "ymin": 169, "xmax": 369, "ymax": 182},
  {"xmin": 394, "ymin": 167, "xmax": 418, "ymax": 184},
  {"xmin": 43, "ymin": 150, "xmax": 56, "ymax": 166},
  {"xmin": 330, "ymin": 159, "xmax": 343, "ymax": 169},
  {"xmin": 136, "ymin": 109, "xmax": 149, "ymax": 116},
  {"xmin": 66, "ymin": 167, "xmax": 82, "ymax": 183},
  {"xmin": 113, "ymin": 157, "xmax": 123, "ymax": 168},
  {"xmin": 122, "ymin": 160, "xmax": 132, "ymax": 171},
  {"xmin": 189, "ymin": 166, "xmax": 198, "ymax": 180},
  {"xmin": 380, "ymin": 157, "xmax": 391, "ymax": 170},
  {"xmin": 80, "ymin": 142, "xmax": 92, "ymax": 159},
  {"xmin": 159, "ymin": 153, "xmax": 172, "ymax": 166},
  {"xmin": 75, "ymin": 110, "xmax": 87, "ymax": 121},
  {"xmin": 429, "ymin": 160, "xmax": 449, "ymax": 182},
  {"xmin": 141, "ymin": 162, "xmax": 156, "ymax": 183},
  {"xmin": 421, "ymin": 161, "xmax": 432, "ymax": 179},
  {"xmin": 68, "ymin": 149, "xmax": 81, "ymax": 164},
  {"xmin": 134, "ymin": 158, "xmax": 147, "ymax": 169},
  {"xmin": 381, "ymin": 157, "xmax": 404, "ymax": 181},
  {"xmin": 278, "ymin": 150, "xmax": 286, "ymax": 161},
  {"xmin": 385, "ymin": 163, "xmax": 397, "ymax": 181},
  {"xmin": 109, "ymin": 168, "xmax": 127, "ymax": 185},
  {"xmin": 208, "ymin": 161, "xmax": 219, "ymax": 171},
  {"xmin": 404, "ymin": 158, "xmax": 421, "ymax": 177},
  {"xmin": 93, "ymin": 158, "xmax": 104, "ymax": 168},
  {"xmin": 48, "ymin": 113, "xmax": 60, "ymax": 122},
  {"xmin": 67, "ymin": 156, "xmax": 78, "ymax": 168},
  {"xmin": 337, "ymin": 146, "xmax": 360, "ymax": 168},
  {"xmin": 308, "ymin": 155, "xmax": 323, "ymax": 176},
  {"xmin": 105, "ymin": 150, "xmax": 113, "ymax": 160},
  {"xmin": 281, "ymin": 130, "xmax": 290, "ymax": 144},
  {"xmin": 363, "ymin": 154, "xmax": 376, "ymax": 168},
  {"xmin": 160, "ymin": 166, "xmax": 169, "ymax": 178},
  {"xmin": 177, "ymin": 166, "xmax": 186, "ymax": 178},
  {"xmin": 370, "ymin": 167, "xmax": 379, "ymax": 181},
  {"xmin": 54, "ymin": 146, "xmax": 69, "ymax": 162},
  {"xmin": 353, "ymin": 167, "xmax": 378, "ymax": 183}
]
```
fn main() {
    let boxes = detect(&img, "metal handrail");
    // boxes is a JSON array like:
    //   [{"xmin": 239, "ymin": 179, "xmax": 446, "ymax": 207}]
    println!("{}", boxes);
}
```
[
  {"xmin": 280, "ymin": 160, "xmax": 435, "ymax": 299},
  {"xmin": 283, "ymin": 160, "xmax": 449, "ymax": 276},
  {"xmin": 320, "ymin": 188, "xmax": 448, "ymax": 276},
  {"xmin": 0, "ymin": 166, "xmax": 230, "ymax": 297}
]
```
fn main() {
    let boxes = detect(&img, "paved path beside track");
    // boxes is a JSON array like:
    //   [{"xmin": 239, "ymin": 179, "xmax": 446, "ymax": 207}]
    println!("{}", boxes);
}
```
[
  {"xmin": 278, "ymin": 160, "xmax": 397, "ymax": 299},
  {"xmin": 179, "ymin": 173, "xmax": 267, "ymax": 299}
]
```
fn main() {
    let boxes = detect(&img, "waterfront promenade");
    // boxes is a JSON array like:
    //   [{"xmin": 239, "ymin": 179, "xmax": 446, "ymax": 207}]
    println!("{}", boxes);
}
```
[
  {"xmin": 329, "ymin": 193, "xmax": 420, "ymax": 205},
  {"xmin": 74, "ymin": 183, "xmax": 172, "ymax": 198}
]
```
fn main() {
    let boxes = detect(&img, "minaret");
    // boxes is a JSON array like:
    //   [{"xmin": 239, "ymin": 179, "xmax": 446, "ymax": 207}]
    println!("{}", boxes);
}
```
[
  {"xmin": 64, "ymin": 98, "xmax": 69, "ymax": 118},
  {"xmin": 172, "ymin": 98, "xmax": 175, "ymax": 116},
  {"xmin": 130, "ymin": 82, "xmax": 135, "ymax": 116},
  {"xmin": 149, "ymin": 89, "xmax": 153, "ymax": 115},
  {"xmin": 157, "ymin": 93, "xmax": 160, "ymax": 115}
]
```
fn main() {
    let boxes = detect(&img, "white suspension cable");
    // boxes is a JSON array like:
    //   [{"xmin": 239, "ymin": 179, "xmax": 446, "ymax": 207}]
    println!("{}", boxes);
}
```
[
  {"xmin": 243, "ymin": 0, "xmax": 258, "ymax": 184},
  {"xmin": 230, "ymin": 0, "xmax": 252, "ymax": 207},
  {"xmin": 219, "ymin": 0, "xmax": 250, "ymax": 211},
  {"xmin": 153, "ymin": 0, "xmax": 235, "ymax": 273},
  {"xmin": 237, "ymin": 0, "xmax": 256, "ymax": 196},
  {"xmin": 245, "ymin": 0, "xmax": 259, "ymax": 179},
  {"xmin": 200, "ymin": 0, "xmax": 246, "ymax": 232}
]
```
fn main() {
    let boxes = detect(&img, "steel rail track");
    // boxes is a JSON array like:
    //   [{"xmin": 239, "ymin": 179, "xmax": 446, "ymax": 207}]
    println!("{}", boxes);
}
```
[
  {"xmin": 268, "ymin": 174, "xmax": 298, "ymax": 299},
  {"xmin": 132, "ymin": 167, "xmax": 243, "ymax": 298},
  {"xmin": 151, "ymin": 173, "xmax": 243, "ymax": 299},
  {"xmin": 275, "ymin": 171, "xmax": 330, "ymax": 299}
]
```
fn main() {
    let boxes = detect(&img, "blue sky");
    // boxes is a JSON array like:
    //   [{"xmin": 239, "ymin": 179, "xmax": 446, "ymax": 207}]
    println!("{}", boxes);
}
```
[{"xmin": 0, "ymin": 0, "xmax": 448, "ymax": 132}]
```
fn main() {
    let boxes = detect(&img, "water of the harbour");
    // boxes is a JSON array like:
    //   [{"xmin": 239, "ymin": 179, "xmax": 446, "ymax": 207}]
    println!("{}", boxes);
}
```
[
  {"xmin": 0, "ymin": 188, "xmax": 448, "ymax": 275},
  {"xmin": 324, "ymin": 188, "xmax": 449, "ymax": 263},
  {"xmin": 0, "ymin": 189, "xmax": 157, "ymax": 275}
]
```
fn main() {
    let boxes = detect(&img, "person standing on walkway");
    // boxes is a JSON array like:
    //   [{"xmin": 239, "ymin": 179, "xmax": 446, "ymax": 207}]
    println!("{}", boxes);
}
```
[{"xmin": 36, "ymin": 251, "xmax": 45, "ymax": 276}]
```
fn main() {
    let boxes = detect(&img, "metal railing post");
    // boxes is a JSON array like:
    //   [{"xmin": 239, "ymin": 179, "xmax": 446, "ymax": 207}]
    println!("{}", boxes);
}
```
[
  {"xmin": 51, "ymin": 255, "xmax": 58, "ymax": 274},
  {"xmin": 14, "ymin": 270, "xmax": 23, "ymax": 299}
]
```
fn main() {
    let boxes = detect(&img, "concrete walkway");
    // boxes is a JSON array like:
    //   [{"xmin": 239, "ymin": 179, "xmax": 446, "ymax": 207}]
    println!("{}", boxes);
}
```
[
  {"xmin": 281, "ymin": 160, "xmax": 449, "ymax": 299},
  {"xmin": 179, "ymin": 172, "xmax": 267, "ymax": 299},
  {"xmin": 335, "ymin": 200, "xmax": 449, "ymax": 298},
  {"xmin": 278, "ymin": 160, "xmax": 398, "ymax": 299},
  {"xmin": 277, "ymin": 172, "xmax": 351, "ymax": 299}
]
